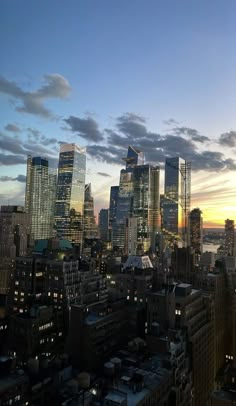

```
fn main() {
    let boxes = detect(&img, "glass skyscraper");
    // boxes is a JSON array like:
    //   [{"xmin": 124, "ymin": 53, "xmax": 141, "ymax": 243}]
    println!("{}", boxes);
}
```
[
  {"xmin": 83, "ymin": 183, "xmax": 98, "ymax": 239},
  {"xmin": 112, "ymin": 146, "xmax": 160, "ymax": 253},
  {"xmin": 133, "ymin": 164, "xmax": 160, "ymax": 252},
  {"xmin": 25, "ymin": 156, "xmax": 56, "ymax": 240},
  {"xmin": 162, "ymin": 157, "xmax": 191, "ymax": 246},
  {"xmin": 54, "ymin": 144, "xmax": 86, "ymax": 246}
]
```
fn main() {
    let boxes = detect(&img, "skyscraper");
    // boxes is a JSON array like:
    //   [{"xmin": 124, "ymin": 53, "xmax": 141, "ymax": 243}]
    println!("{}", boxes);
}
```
[
  {"xmin": 112, "ymin": 147, "xmax": 142, "ymax": 250},
  {"xmin": 55, "ymin": 144, "xmax": 86, "ymax": 246},
  {"xmin": 133, "ymin": 164, "xmax": 160, "ymax": 252},
  {"xmin": 109, "ymin": 186, "xmax": 119, "ymax": 222},
  {"xmin": 99, "ymin": 209, "xmax": 109, "ymax": 242},
  {"xmin": 225, "ymin": 219, "xmax": 235, "ymax": 256},
  {"xmin": 162, "ymin": 157, "xmax": 191, "ymax": 247},
  {"xmin": 189, "ymin": 208, "xmax": 203, "ymax": 254},
  {"xmin": 84, "ymin": 183, "xmax": 98, "ymax": 239},
  {"xmin": 25, "ymin": 156, "xmax": 56, "ymax": 240},
  {"xmin": 112, "ymin": 146, "xmax": 160, "ymax": 253}
]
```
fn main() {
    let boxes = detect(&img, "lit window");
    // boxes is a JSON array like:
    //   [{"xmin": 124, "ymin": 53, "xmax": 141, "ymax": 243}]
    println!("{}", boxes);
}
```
[{"xmin": 175, "ymin": 309, "xmax": 181, "ymax": 315}]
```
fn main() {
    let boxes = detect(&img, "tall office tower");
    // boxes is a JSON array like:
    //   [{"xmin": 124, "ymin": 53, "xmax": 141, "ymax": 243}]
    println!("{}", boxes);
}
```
[
  {"xmin": 25, "ymin": 156, "xmax": 56, "ymax": 240},
  {"xmin": 125, "ymin": 216, "xmax": 138, "ymax": 255},
  {"xmin": 225, "ymin": 219, "xmax": 235, "ymax": 256},
  {"xmin": 55, "ymin": 144, "xmax": 86, "ymax": 246},
  {"xmin": 109, "ymin": 186, "xmax": 119, "ymax": 241},
  {"xmin": 162, "ymin": 157, "xmax": 191, "ymax": 247},
  {"xmin": 112, "ymin": 146, "xmax": 160, "ymax": 253},
  {"xmin": 0, "ymin": 206, "xmax": 31, "ymax": 295},
  {"xmin": 189, "ymin": 208, "xmax": 203, "ymax": 254},
  {"xmin": 83, "ymin": 183, "xmax": 98, "ymax": 239},
  {"xmin": 99, "ymin": 209, "xmax": 109, "ymax": 241},
  {"xmin": 133, "ymin": 164, "xmax": 160, "ymax": 252}
]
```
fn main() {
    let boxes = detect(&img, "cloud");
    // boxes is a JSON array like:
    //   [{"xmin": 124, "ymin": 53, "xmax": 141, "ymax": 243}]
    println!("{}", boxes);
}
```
[
  {"xmin": 172, "ymin": 126, "xmax": 210, "ymax": 143},
  {"xmin": 0, "ymin": 74, "xmax": 71, "ymax": 118},
  {"xmin": 219, "ymin": 131, "xmax": 236, "ymax": 147},
  {"xmin": 163, "ymin": 118, "xmax": 179, "ymax": 126},
  {"xmin": 64, "ymin": 115, "xmax": 103, "ymax": 142},
  {"xmin": 85, "ymin": 113, "xmax": 236, "ymax": 172},
  {"xmin": 0, "ymin": 132, "xmax": 58, "ymax": 166},
  {"xmin": 0, "ymin": 154, "xmax": 26, "ymax": 165},
  {"xmin": 97, "ymin": 172, "xmax": 111, "ymax": 177},
  {"xmin": 116, "ymin": 113, "xmax": 148, "ymax": 138},
  {"xmin": 27, "ymin": 128, "xmax": 58, "ymax": 146},
  {"xmin": 4, "ymin": 124, "xmax": 21, "ymax": 133},
  {"xmin": 0, "ymin": 174, "xmax": 26, "ymax": 182}
]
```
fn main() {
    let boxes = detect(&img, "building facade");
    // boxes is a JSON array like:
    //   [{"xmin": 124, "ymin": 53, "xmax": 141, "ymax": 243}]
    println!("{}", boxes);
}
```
[
  {"xmin": 112, "ymin": 146, "xmax": 160, "ymax": 253},
  {"xmin": 189, "ymin": 208, "xmax": 203, "ymax": 254},
  {"xmin": 99, "ymin": 209, "xmax": 109, "ymax": 242},
  {"xmin": 25, "ymin": 156, "xmax": 56, "ymax": 241},
  {"xmin": 225, "ymin": 219, "xmax": 235, "ymax": 256},
  {"xmin": 54, "ymin": 144, "xmax": 86, "ymax": 246},
  {"xmin": 83, "ymin": 183, "xmax": 98, "ymax": 239},
  {"xmin": 162, "ymin": 157, "xmax": 191, "ymax": 247}
]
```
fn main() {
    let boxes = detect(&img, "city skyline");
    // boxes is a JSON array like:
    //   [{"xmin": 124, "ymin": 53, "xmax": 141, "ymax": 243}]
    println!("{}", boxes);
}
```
[{"xmin": 1, "ymin": 0, "xmax": 236, "ymax": 227}]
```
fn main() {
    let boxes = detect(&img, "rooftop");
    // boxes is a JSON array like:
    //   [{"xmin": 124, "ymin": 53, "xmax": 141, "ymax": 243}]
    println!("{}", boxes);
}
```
[{"xmin": 123, "ymin": 255, "xmax": 153, "ymax": 270}]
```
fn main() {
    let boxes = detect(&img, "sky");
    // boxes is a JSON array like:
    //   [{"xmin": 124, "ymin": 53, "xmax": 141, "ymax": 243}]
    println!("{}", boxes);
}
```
[{"xmin": 1, "ymin": 0, "xmax": 236, "ymax": 227}]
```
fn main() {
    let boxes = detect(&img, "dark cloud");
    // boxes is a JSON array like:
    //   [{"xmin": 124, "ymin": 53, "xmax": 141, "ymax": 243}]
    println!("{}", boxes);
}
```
[
  {"xmin": 0, "ymin": 135, "xmax": 26, "ymax": 155},
  {"xmin": 173, "ymin": 126, "xmax": 210, "ymax": 143},
  {"xmin": 85, "ymin": 113, "xmax": 236, "ymax": 172},
  {"xmin": 0, "ymin": 74, "xmax": 71, "ymax": 118},
  {"xmin": 116, "ymin": 113, "xmax": 148, "ymax": 138},
  {"xmin": 0, "ymin": 132, "xmax": 58, "ymax": 166},
  {"xmin": 0, "ymin": 154, "xmax": 26, "ymax": 165},
  {"xmin": 64, "ymin": 116, "xmax": 103, "ymax": 142},
  {"xmin": 97, "ymin": 172, "xmax": 111, "ymax": 177},
  {"xmin": 0, "ymin": 174, "xmax": 26, "ymax": 182},
  {"xmin": 219, "ymin": 131, "xmax": 236, "ymax": 147},
  {"xmin": 87, "ymin": 145, "xmax": 122, "ymax": 165},
  {"xmin": 4, "ymin": 124, "xmax": 21, "ymax": 133}
]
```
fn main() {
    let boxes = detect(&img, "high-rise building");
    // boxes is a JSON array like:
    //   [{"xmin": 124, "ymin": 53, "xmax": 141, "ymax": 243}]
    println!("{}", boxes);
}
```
[
  {"xmin": 0, "ymin": 206, "xmax": 31, "ymax": 295},
  {"xmin": 133, "ymin": 164, "xmax": 160, "ymax": 252},
  {"xmin": 162, "ymin": 157, "xmax": 191, "ymax": 247},
  {"xmin": 189, "ymin": 208, "xmax": 203, "ymax": 254},
  {"xmin": 0, "ymin": 206, "xmax": 30, "ymax": 259},
  {"xmin": 225, "ymin": 219, "xmax": 235, "ymax": 256},
  {"xmin": 25, "ymin": 156, "xmax": 56, "ymax": 240},
  {"xmin": 54, "ymin": 144, "xmax": 86, "ymax": 246},
  {"xmin": 112, "ymin": 146, "xmax": 160, "ymax": 253},
  {"xmin": 109, "ymin": 186, "xmax": 119, "ymax": 224},
  {"xmin": 83, "ymin": 183, "xmax": 98, "ymax": 239},
  {"xmin": 99, "ymin": 209, "xmax": 109, "ymax": 242},
  {"xmin": 109, "ymin": 186, "xmax": 119, "ymax": 242}
]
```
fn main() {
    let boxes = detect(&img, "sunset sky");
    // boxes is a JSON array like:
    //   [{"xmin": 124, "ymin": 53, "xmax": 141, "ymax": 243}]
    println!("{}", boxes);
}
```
[{"xmin": 1, "ymin": 0, "xmax": 236, "ymax": 227}]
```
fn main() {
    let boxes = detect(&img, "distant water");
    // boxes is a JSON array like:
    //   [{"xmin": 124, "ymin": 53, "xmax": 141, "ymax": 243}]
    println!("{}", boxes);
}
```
[{"xmin": 203, "ymin": 243, "xmax": 220, "ymax": 253}]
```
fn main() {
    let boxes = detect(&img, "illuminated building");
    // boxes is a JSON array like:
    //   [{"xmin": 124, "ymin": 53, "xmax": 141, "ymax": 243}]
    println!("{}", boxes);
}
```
[
  {"xmin": 84, "ymin": 183, "xmax": 98, "ymax": 239},
  {"xmin": 109, "ymin": 185, "xmax": 119, "ymax": 242},
  {"xmin": 225, "ymin": 219, "xmax": 235, "ymax": 256},
  {"xmin": 189, "ymin": 208, "xmax": 203, "ymax": 254},
  {"xmin": 112, "ymin": 146, "xmax": 160, "ymax": 253},
  {"xmin": 162, "ymin": 157, "xmax": 191, "ymax": 247},
  {"xmin": 54, "ymin": 143, "xmax": 86, "ymax": 246},
  {"xmin": 25, "ymin": 156, "xmax": 56, "ymax": 240}
]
